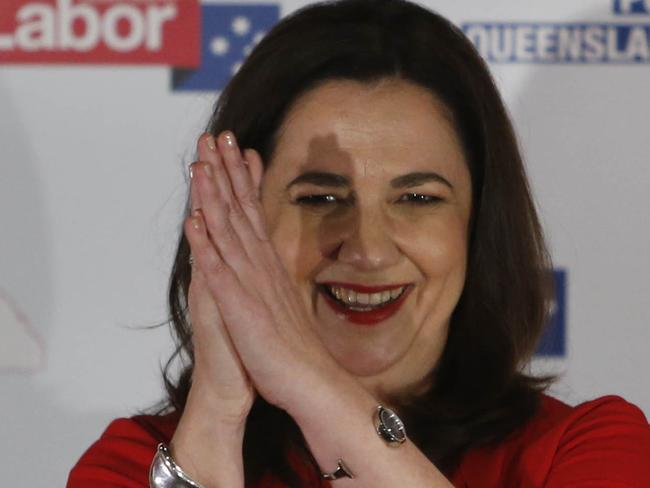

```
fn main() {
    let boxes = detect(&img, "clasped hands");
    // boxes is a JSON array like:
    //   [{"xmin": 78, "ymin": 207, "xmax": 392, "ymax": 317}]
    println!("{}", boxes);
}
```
[{"xmin": 185, "ymin": 131, "xmax": 340, "ymax": 422}]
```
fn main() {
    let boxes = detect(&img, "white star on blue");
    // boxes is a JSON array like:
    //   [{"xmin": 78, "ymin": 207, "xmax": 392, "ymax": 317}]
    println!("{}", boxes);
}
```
[{"xmin": 172, "ymin": 4, "xmax": 279, "ymax": 92}]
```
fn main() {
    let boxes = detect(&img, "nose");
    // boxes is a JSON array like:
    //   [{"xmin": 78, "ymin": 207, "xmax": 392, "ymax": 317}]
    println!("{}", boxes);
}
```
[{"xmin": 333, "ymin": 205, "xmax": 401, "ymax": 271}]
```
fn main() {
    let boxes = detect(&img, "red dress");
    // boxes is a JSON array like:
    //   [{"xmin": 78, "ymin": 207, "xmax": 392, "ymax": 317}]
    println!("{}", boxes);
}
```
[{"xmin": 67, "ymin": 394, "xmax": 650, "ymax": 487}]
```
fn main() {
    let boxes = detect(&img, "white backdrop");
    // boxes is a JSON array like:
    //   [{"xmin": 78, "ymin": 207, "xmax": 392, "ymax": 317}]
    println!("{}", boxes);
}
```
[{"xmin": 1, "ymin": 0, "xmax": 649, "ymax": 485}]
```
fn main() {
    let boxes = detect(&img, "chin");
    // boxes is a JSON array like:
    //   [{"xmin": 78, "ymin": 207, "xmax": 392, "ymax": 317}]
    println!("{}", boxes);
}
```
[{"xmin": 326, "ymin": 344, "xmax": 400, "ymax": 378}]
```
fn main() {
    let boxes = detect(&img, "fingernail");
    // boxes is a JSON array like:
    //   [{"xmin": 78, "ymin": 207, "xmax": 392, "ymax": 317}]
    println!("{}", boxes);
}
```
[
  {"xmin": 191, "ymin": 209, "xmax": 202, "ymax": 230},
  {"xmin": 203, "ymin": 163, "xmax": 212, "ymax": 178},
  {"xmin": 223, "ymin": 131, "xmax": 236, "ymax": 148},
  {"xmin": 191, "ymin": 217, "xmax": 201, "ymax": 231},
  {"xmin": 189, "ymin": 164, "xmax": 195, "ymax": 179},
  {"xmin": 206, "ymin": 134, "xmax": 216, "ymax": 151}
]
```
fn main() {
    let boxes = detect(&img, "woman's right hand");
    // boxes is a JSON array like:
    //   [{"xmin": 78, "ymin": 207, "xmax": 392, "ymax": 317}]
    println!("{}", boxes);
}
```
[{"xmin": 168, "ymin": 134, "xmax": 256, "ymax": 488}]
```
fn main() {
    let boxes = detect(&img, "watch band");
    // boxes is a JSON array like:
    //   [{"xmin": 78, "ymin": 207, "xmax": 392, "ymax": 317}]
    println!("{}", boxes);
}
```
[{"xmin": 149, "ymin": 443, "xmax": 205, "ymax": 488}]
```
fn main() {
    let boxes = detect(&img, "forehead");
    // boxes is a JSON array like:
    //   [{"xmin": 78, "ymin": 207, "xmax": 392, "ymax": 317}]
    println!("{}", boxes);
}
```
[{"xmin": 268, "ymin": 78, "xmax": 468, "ymax": 183}]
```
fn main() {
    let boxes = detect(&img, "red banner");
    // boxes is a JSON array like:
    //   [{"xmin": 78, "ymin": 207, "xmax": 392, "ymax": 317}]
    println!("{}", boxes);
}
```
[{"xmin": 0, "ymin": 0, "xmax": 200, "ymax": 67}]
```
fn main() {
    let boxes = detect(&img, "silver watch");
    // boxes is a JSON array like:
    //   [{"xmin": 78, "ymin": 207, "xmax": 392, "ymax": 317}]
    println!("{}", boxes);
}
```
[
  {"xmin": 149, "ymin": 443, "xmax": 205, "ymax": 488},
  {"xmin": 375, "ymin": 405, "xmax": 407, "ymax": 445}
]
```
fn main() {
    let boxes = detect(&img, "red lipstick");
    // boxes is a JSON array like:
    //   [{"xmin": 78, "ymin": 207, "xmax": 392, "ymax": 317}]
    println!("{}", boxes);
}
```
[{"xmin": 319, "ymin": 283, "xmax": 413, "ymax": 326}]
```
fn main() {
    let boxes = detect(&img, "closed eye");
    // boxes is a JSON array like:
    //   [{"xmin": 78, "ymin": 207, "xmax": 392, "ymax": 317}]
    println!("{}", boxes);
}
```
[
  {"xmin": 294, "ymin": 194, "xmax": 347, "ymax": 206},
  {"xmin": 396, "ymin": 193, "xmax": 443, "ymax": 205},
  {"xmin": 294, "ymin": 193, "xmax": 443, "ymax": 207}
]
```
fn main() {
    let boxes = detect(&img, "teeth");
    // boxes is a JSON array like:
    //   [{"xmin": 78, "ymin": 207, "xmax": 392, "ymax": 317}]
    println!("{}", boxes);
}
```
[{"xmin": 326, "ymin": 285, "xmax": 406, "ymax": 309}]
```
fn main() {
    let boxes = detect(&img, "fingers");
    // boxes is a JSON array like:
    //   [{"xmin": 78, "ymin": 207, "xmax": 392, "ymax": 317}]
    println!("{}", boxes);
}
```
[
  {"xmin": 196, "ymin": 132, "xmax": 269, "ymax": 242},
  {"xmin": 185, "ymin": 224, "xmax": 230, "ymax": 372},
  {"xmin": 189, "ymin": 130, "xmax": 291, "ymax": 327},
  {"xmin": 197, "ymin": 134, "xmax": 233, "ymax": 205},
  {"xmin": 188, "ymin": 265, "xmax": 240, "ymax": 379},
  {"xmin": 187, "ymin": 265, "xmax": 221, "ymax": 342},
  {"xmin": 216, "ymin": 133, "xmax": 269, "ymax": 242},
  {"xmin": 242, "ymin": 148, "xmax": 264, "ymax": 200},
  {"xmin": 185, "ymin": 217, "xmax": 256, "ymax": 418},
  {"xmin": 185, "ymin": 210, "xmax": 224, "ymax": 345},
  {"xmin": 192, "ymin": 159, "xmax": 253, "ymax": 276},
  {"xmin": 189, "ymin": 133, "xmax": 251, "ymax": 309},
  {"xmin": 191, "ymin": 130, "xmax": 277, "ymax": 281},
  {"xmin": 184, "ymin": 210, "xmax": 264, "ymax": 333}
]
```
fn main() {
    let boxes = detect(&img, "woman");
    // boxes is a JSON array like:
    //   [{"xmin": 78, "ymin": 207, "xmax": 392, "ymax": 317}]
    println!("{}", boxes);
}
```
[{"xmin": 68, "ymin": 0, "xmax": 650, "ymax": 486}]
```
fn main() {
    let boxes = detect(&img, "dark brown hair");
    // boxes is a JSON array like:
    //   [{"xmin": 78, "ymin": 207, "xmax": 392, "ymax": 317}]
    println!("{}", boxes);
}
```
[{"xmin": 156, "ymin": 0, "xmax": 555, "ymax": 484}]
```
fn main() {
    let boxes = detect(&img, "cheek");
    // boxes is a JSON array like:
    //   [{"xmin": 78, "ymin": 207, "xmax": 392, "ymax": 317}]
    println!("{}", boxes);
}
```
[{"xmin": 395, "ymin": 214, "xmax": 469, "ymax": 275}]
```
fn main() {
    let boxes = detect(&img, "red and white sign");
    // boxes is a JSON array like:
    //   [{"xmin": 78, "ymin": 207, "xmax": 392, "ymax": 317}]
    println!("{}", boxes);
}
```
[{"xmin": 0, "ymin": 0, "xmax": 200, "ymax": 66}]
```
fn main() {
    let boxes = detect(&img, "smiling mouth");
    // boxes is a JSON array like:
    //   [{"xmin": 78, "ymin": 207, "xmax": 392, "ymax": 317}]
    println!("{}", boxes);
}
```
[{"xmin": 317, "ymin": 284, "xmax": 409, "ymax": 312}]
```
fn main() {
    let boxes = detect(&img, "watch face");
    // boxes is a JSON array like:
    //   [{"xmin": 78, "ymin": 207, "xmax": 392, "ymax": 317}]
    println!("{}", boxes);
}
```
[{"xmin": 378, "ymin": 406, "xmax": 406, "ymax": 443}]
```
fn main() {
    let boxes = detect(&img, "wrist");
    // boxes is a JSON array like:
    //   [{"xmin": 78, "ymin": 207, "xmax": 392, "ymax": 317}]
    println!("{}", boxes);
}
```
[
  {"xmin": 167, "ymin": 379, "xmax": 249, "ymax": 488},
  {"xmin": 170, "ymin": 416, "xmax": 245, "ymax": 488},
  {"xmin": 169, "ymin": 431, "xmax": 244, "ymax": 488},
  {"xmin": 286, "ymin": 372, "xmax": 451, "ymax": 487},
  {"xmin": 286, "ymin": 360, "xmax": 376, "ymax": 429},
  {"xmin": 188, "ymin": 370, "xmax": 253, "ymax": 431}
]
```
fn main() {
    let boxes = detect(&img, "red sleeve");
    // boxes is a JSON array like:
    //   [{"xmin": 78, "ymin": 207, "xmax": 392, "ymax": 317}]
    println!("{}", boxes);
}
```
[
  {"xmin": 543, "ymin": 396, "xmax": 650, "ymax": 487},
  {"xmin": 67, "ymin": 414, "xmax": 177, "ymax": 488},
  {"xmin": 452, "ymin": 395, "xmax": 650, "ymax": 487}
]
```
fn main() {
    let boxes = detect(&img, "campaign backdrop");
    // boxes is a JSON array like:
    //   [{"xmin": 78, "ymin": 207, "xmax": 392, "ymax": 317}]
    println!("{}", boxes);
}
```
[{"xmin": 1, "ymin": 0, "xmax": 648, "ymax": 485}]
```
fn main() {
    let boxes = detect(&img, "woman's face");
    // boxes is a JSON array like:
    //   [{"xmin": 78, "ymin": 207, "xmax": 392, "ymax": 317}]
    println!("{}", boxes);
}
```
[{"xmin": 260, "ymin": 78, "xmax": 472, "ymax": 397}]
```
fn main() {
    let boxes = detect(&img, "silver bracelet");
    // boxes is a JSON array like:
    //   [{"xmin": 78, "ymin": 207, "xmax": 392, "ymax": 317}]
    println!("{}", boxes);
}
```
[{"xmin": 149, "ymin": 443, "xmax": 205, "ymax": 488}]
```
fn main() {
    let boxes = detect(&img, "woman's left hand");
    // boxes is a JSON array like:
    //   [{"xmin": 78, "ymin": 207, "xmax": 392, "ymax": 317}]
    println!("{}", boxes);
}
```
[{"xmin": 185, "ymin": 130, "xmax": 341, "ymax": 413}]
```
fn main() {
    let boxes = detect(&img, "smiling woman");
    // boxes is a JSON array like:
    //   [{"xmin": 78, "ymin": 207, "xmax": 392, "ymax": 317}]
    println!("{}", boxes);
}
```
[
  {"xmin": 67, "ymin": 0, "xmax": 650, "ymax": 487},
  {"xmin": 263, "ymin": 79, "xmax": 472, "ymax": 383}
]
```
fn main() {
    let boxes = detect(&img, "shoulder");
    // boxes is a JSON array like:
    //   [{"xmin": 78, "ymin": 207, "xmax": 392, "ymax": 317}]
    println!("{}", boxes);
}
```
[
  {"xmin": 454, "ymin": 394, "xmax": 650, "ymax": 487},
  {"xmin": 67, "ymin": 412, "xmax": 180, "ymax": 487},
  {"xmin": 527, "ymin": 394, "xmax": 649, "ymax": 443},
  {"xmin": 539, "ymin": 395, "xmax": 650, "ymax": 486}
]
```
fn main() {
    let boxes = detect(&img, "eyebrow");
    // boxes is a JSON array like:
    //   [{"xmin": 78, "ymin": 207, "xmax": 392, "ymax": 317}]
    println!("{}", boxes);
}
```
[{"xmin": 285, "ymin": 171, "xmax": 453, "ymax": 191}]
